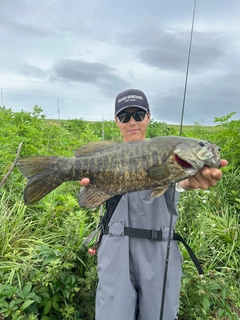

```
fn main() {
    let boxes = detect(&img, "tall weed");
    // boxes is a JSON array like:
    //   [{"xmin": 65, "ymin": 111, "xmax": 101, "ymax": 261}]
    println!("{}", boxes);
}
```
[{"xmin": 0, "ymin": 107, "xmax": 239, "ymax": 319}]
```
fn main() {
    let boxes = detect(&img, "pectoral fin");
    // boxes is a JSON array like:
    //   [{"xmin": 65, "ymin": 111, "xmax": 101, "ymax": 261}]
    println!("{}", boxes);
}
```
[
  {"xmin": 151, "ymin": 186, "xmax": 169, "ymax": 198},
  {"xmin": 78, "ymin": 186, "xmax": 111, "ymax": 208},
  {"xmin": 147, "ymin": 164, "xmax": 170, "ymax": 180}
]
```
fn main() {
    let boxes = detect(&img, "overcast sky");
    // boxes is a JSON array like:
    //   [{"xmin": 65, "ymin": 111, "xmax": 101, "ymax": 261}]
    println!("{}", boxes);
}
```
[{"xmin": 0, "ymin": 0, "xmax": 239, "ymax": 126}]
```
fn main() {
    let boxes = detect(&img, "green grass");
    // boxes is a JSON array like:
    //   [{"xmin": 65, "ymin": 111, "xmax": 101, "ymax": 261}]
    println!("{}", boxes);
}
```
[{"xmin": 0, "ymin": 106, "xmax": 239, "ymax": 319}]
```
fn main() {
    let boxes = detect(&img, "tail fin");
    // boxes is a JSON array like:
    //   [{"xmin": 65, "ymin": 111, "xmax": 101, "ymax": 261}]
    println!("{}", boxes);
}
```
[{"xmin": 17, "ymin": 156, "xmax": 64, "ymax": 204}]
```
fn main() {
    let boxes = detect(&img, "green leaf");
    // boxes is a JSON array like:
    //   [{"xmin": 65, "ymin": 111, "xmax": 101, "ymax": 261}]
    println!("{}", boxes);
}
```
[
  {"xmin": 52, "ymin": 300, "xmax": 59, "ymax": 310},
  {"xmin": 218, "ymin": 309, "xmax": 226, "ymax": 318},
  {"xmin": 23, "ymin": 282, "xmax": 32, "ymax": 297},
  {"xmin": 44, "ymin": 300, "xmax": 52, "ymax": 315},
  {"xmin": 0, "ymin": 300, "xmax": 8, "ymax": 308},
  {"xmin": 20, "ymin": 299, "xmax": 35, "ymax": 311},
  {"xmin": 39, "ymin": 291, "xmax": 50, "ymax": 299},
  {"xmin": 222, "ymin": 289, "xmax": 228, "ymax": 300},
  {"xmin": 33, "ymin": 294, "xmax": 41, "ymax": 304},
  {"xmin": 208, "ymin": 283, "xmax": 222, "ymax": 291},
  {"xmin": 202, "ymin": 296, "xmax": 210, "ymax": 310},
  {"xmin": 25, "ymin": 292, "xmax": 37, "ymax": 300},
  {"xmin": 9, "ymin": 299, "xmax": 18, "ymax": 308}
]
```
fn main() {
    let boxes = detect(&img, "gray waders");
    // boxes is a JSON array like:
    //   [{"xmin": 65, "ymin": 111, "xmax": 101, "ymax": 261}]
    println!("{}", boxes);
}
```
[
  {"xmin": 94, "ymin": 187, "xmax": 203, "ymax": 319},
  {"xmin": 96, "ymin": 187, "xmax": 181, "ymax": 320}
]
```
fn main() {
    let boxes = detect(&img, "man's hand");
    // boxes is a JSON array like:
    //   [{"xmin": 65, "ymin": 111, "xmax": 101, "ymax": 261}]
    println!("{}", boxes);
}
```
[{"xmin": 178, "ymin": 159, "xmax": 228, "ymax": 191}]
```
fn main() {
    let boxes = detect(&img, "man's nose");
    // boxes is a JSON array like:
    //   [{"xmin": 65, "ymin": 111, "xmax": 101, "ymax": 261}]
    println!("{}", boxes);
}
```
[{"xmin": 128, "ymin": 115, "xmax": 136, "ymax": 124}]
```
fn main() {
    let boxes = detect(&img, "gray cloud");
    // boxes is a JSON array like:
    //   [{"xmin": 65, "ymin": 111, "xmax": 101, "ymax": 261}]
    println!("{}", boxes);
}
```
[
  {"xmin": 0, "ymin": 60, "xmax": 47, "ymax": 79},
  {"xmin": 0, "ymin": 0, "xmax": 239, "ymax": 125},
  {"xmin": 17, "ymin": 62, "xmax": 48, "ymax": 79},
  {"xmin": 150, "ymin": 72, "xmax": 239, "ymax": 125},
  {"xmin": 49, "ymin": 60, "xmax": 130, "ymax": 96},
  {"xmin": 51, "ymin": 60, "xmax": 114, "ymax": 83},
  {"xmin": 1, "ymin": 16, "xmax": 48, "ymax": 38},
  {"xmin": 117, "ymin": 25, "xmax": 228, "ymax": 73},
  {"xmin": 0, "ymin": 0, "xmax": 50, "ymax": 38}
]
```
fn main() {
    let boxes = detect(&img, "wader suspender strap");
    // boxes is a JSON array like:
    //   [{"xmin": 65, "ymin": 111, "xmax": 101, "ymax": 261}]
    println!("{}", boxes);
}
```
[
  {"xmin": 102, "ymin": 194, "xmax": 204, "ymax": 276},
  {"xmin": 98, "ymin": 194, "xmax": 123, "ymax": 244},
  {"xmin": 103, "ymin": 226, "xmax": 203, "ymax": 275},
  {"xmin": 172, "ymin": 233, "xmax": 203, "ymax": 275},
  {"xmin": 104, "ymin": 194, "xmax": 123, "ymax": 227}
]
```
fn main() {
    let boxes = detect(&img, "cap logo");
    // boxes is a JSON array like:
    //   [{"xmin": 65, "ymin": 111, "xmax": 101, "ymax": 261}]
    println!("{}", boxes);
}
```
[{"xmin": 118, "ymin": 95, "xmax": 143, "ymax": 104}]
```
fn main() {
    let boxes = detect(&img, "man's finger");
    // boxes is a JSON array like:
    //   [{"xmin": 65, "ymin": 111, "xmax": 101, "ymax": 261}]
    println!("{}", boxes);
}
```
[
  {"xmin": 220, "ymin": 159, "xmax": 228, "ymax": 168},
  {"xmin": 79, "ymin": 178, "xmax": 90, "ymax": 186}
]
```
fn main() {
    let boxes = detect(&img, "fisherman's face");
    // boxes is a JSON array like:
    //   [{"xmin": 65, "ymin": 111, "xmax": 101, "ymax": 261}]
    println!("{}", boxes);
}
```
[{"xmin": 115, "ymin": 107, "xmax": 150, "ymax": 142}]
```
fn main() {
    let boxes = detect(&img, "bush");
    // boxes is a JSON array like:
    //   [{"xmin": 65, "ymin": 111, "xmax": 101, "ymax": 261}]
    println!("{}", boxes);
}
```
[{"xmin": 0, "ymin": 107, "xmax": 239, "ymax": 319}]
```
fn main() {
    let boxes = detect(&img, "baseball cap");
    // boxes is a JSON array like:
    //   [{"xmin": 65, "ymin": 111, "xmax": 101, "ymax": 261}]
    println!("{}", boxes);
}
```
[{"xmin": 115, "ymin": 89, "xmax": 150, "ymax": 115}]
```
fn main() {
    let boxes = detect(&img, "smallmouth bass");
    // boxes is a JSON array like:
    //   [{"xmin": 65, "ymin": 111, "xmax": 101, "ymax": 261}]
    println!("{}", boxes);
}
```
[{"xmin": 17, "ymin": 136, "xmax": 221, "ymax": 208}]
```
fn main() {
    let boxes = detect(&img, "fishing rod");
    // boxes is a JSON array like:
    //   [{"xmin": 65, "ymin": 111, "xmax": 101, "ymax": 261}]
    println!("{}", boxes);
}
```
[
  {"xmin": 179, "ymin": 0, "xmax": 197, "ymax": 136},
  {"xmin": 159, "ymin": 0, "xmax": 197, "ymax": 319}
]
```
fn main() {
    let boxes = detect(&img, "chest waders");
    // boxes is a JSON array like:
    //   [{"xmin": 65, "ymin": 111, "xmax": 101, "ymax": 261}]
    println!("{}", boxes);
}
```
[
  {"xmin": 87, "ymin": 193, "xmax": 203, "ymax": 319},
  {"xmin": 101, "ymin": 194, "xmax": 203, "ymax": 275}
]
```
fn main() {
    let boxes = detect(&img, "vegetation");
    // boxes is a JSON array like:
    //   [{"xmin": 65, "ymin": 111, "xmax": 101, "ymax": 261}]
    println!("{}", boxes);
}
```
[{"xmin": 0, "ymin": 105, "xmax": 239, "ymax": 319}]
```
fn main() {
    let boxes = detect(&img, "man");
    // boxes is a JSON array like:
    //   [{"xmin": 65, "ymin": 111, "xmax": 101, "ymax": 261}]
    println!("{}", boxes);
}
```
[{"xmin": 80, "ymin": 89, "xmax": 227, "ymax": 320}]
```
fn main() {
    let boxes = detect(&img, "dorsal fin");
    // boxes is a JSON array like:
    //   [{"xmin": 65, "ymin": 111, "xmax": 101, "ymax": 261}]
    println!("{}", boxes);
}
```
[{"xmin": 74, "ymin": 141, "xmax": 117, "ymax": 157}]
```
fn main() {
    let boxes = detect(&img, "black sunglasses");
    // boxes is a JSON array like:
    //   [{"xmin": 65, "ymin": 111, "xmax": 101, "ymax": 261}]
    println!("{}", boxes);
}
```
[{"xmin": 117, "ymin": 110, "xmax": 148, "ymax": 123}]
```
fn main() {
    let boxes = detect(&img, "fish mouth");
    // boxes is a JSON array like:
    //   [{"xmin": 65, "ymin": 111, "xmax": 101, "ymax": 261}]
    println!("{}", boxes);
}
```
[{"xmin": 174, "ymin": 154, "xmax": 193, "ymax": 168}]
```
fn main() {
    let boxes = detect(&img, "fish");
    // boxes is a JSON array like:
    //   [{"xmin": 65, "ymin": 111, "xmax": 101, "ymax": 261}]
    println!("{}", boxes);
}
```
[{"xmin": 17, "ymin": 136, "xmax": 221, "ymax": 208}]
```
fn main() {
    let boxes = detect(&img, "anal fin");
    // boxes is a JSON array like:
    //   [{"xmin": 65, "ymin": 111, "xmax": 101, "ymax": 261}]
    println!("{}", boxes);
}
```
[
  {"xmin": 150, "ymin": 186, "xmax": 169, "ymax": 198},
  {"xmin": 78, "ymin": 186, "xmax": 111, "ymax": 208}
]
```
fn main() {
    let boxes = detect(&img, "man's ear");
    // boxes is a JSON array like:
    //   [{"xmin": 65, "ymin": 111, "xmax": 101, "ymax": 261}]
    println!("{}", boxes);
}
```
[
  {"xmin": 115, "ymin": 116, "xmax": 120, "ymax": 128},
  {"xmin": 147, "ymin": 112, "xmax": 151, "ymax": 124}
]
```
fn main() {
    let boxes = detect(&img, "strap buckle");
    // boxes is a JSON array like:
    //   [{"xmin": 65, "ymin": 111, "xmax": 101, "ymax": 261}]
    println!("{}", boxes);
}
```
[
  {"xmin": 109, "ymin": 222, "xmax": 125, "ymax": 237},
  {"xmin": 150, "ymin": 229, "xmax": 162, "ymax": 241}
]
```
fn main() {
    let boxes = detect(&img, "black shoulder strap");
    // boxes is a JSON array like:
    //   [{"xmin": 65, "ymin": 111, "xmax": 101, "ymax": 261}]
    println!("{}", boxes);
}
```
[
  {"xmin": 85, "ymin": 195, "xmax": 123, "ymax": 254},
  {"xmin": 104, "ymin": 194, "xmax": 123, "ymax": 226},
  {"xmin": 173, "ymin": 232, "xmax": 204, "ymax": 275}
]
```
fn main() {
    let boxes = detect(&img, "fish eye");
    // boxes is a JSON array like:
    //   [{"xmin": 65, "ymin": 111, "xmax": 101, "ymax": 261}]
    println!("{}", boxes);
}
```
[{"xmin": 199, "ymin": 141, "xmax": 205, "ymax": 147}]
